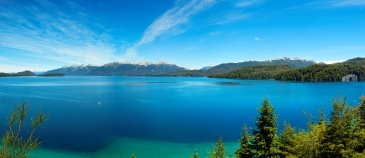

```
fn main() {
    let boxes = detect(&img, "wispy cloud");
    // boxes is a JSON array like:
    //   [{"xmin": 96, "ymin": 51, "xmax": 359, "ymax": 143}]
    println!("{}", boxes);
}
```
[
  {"xmin": 327, "ymin": 0, "xmax": 365, "ymax": 7},
  {"xmin": 213, "ymin": 13, "xmax": 249, "ymax": 25},
  {"xmin": 212, "ymin": 0, "xmax": 260, "ymax": 25},
  {"xmin": 254, "ymin": 37, "xmax": 261, "ymax": 41},
  {"xmin": 235, "ymin": 0, "xmax": 263, "ymax": 8},
  {"xmin": 124, "ymin": 0, "xmax": 217, "ymax": 60},
  {"xmin": 0, "ymin": 1, "xmax": 118, "ymax": 71},
  {"xmin": 308, "ymin": 0, "xmax": 365, "ymax": 8}
]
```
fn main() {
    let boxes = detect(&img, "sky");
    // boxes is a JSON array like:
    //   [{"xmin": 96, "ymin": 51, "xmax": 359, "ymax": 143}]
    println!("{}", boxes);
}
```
[{"xmin": 0, "ymin": 0, "xmax": 365, "ymax": 72}]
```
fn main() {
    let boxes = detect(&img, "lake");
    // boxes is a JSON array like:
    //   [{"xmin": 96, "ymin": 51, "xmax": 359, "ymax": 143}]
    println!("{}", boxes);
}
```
[{"xmin": 0, "ymin": 76, "xmax": 364, "ymax": 158}]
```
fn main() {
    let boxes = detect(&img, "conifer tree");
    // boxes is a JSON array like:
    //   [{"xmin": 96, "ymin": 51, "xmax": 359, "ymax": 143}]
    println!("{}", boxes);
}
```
[
  {"xmin": 279, "ymin": 123, "xmax": 296, "ymax": 157},
  {"xmin": 235, "ymin": 126, "xmax": 252, "ymax": 158},
  {"xmin": 320, "ymin": 99, "xmax": 359, "ymax": 157},
  {"xmin": 251, "ymin": 99, "xmax": 280, "ymax": 158},
  {"xmin": 359, "ymin": 97, "xmax": 365, "ymax": 129},
  {"xmin": 353, "ymin": 97, "xmax": 365, "ymax": 154},
  {"xmin": 210, "ymin": 136, "xmax": 225, "ymax": 158},
  {"xmin": 0, "ymin": 103, "xmax": 47, "ymax": 158}
]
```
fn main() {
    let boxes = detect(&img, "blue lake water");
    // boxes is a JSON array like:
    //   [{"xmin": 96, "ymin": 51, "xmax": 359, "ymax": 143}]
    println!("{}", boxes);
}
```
[{"xmin": 0, "ymin": 76, "xmax": 364, "ymax": 157}]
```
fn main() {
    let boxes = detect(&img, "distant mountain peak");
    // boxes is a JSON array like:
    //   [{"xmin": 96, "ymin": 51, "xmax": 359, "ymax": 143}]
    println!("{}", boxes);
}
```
[
  {"xmin": 270, "ymin": 57, "xmax": 310, "ymax": 62},
  {"xmin": 61, "ymin": 64, "xmax": 95, "ymax": 68},
  {"xmin": 200, "ymin": 66, "xmax": 213, "ymax": 71},
  {"xmin": 104, "ymin": 61, "xmax": 173, "ymax": 67}
]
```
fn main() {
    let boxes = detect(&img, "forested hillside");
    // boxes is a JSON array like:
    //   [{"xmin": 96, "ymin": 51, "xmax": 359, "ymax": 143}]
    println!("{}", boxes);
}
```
[
  {"xmin": 211, "ymin": 58, "xmax": 365, "ymax": 82},
  {"xmin": 276, "ymin": 63, "xmax": 365, "ymax": 82},
  {"xmin": 209, "ymin": 65, "xmax": 295, "ymax": 80}
]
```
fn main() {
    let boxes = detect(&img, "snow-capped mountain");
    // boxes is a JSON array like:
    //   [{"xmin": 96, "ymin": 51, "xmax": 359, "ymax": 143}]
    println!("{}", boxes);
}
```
[{"xmin": 46, "ymin": 62, "xmax": 186, "ymax": 76}]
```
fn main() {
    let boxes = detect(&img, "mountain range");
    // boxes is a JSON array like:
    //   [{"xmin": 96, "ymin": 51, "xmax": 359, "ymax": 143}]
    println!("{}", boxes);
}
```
[
  {"xmin": 46, "ymin": 62, "xmax": 186, "ymax": 76},
  {"xmin": 44, "ymin": 58, "xmax": 315, "ymax": 76},
  {"xmin": 162, "ymin": 58, "xmax": 316, "ymax": 76},
  {"xmin": 4, "ymin": 58, "xmax": 364, "ymax": 80}
]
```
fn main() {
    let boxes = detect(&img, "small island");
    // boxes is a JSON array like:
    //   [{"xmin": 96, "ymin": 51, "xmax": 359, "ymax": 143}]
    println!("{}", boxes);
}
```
[
  {"xmin": 0, "ymin": 71, "xmax": 64, "ymax": 77},
  {"xmin": 0, "ymin": 70, "xmax": 36, "ymax": 77}
]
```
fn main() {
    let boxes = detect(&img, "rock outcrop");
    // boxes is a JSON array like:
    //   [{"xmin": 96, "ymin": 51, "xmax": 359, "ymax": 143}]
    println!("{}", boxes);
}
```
[{"xmin": 342, "ymin": 74, "xmax": 358, "ymax": 82}]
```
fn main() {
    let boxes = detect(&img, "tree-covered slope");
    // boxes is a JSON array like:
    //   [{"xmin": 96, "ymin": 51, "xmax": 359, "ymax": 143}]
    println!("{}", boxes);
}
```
[
  {"xmin": 209, "ymin": 65, "xmax": 295, "ymax": 80},
  {"xmin": 276, "ymin": 62, "xmax": 365, "ymax": 82},
  {"xmin": 210, "ymin": 57, "xmax": 365, "ymax": 82},
  {"xmin": 205, "ymin": 58, "xmax": 314, "ymax": 74},
  {"xmin": 159, "ymin": 70, "xmax": 206, "ymax": 77}
]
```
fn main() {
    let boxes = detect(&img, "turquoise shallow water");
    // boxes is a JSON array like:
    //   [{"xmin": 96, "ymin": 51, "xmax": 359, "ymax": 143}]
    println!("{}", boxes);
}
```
[{"xmin": 0, "ymin": 76, "xmax": 365, "ymax": 157}]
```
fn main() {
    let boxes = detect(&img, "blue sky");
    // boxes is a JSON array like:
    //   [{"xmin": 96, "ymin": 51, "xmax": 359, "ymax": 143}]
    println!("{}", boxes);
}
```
[{"xmin": 0, "ymin": 0, "xmax": 365, "ymax": 72}]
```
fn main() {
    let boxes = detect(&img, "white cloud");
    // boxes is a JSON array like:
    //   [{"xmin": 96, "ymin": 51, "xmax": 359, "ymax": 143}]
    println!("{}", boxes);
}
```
[
  {"xmin": 124, "ymin": 0, "xmax": 217, "ymax": 58},
  {"xmin": 254, "ymin": 37, "xmax": 261, "ymax": 41},
  {"xmin": 321, "ymin": 60, "xmax": 345, "ymax": 64},
  {"xmin": 0, "ymin": 1, "xmax": 119, "ymax": 71}
]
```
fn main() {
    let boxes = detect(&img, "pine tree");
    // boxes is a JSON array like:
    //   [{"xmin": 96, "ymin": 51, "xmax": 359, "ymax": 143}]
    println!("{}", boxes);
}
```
[
  {"xmin": 235, "ymin": 126, "xmax": 252, "ymax": 158},
  {"xmin": 210, "ymin": 136, "xmax": 225, "ymax": 158},
  {"xmin": 251, "ymin": 98, "xmax": 280, "ymax": 158},
  {"xmin": 353, "ymin": 97, "xmax": 365, "ymax": 154},
  {"xmin": 279, "ymin": 123, "xmax": 296, "ymax": 157},
  {"xmin": 359, "ymin": 97, "xmax": 365, "ymax": 129},
  {"xmin": 319, "ymin": 99, "xmax": 359, "ymax": 157},
  {"xmin": 0, "ymin": 103, "xmax": 47, "ymax": 158}
]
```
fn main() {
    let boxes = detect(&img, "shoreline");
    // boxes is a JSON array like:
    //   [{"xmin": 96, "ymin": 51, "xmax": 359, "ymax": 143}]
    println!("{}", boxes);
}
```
[{"xmin": 30, "ymin": 138, "xmax": 239, "ymax": 158}]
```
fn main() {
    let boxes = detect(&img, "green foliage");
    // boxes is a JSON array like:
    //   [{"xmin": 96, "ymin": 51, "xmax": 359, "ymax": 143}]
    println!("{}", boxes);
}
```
[
  {"xmin": 209, "ymin": 65, "xmax": 295, "ymax": 80},
  {"xmin": 160, "ymin": 70, "xmax": 207, "ymax": 77},
  {"xmin": 277, "ymin": 63, "xmax": 365, "ymax": 82},
  {"xmin": 319, "ymin": 99, "xmax": 360, "ymax": 157},
  {"xmin": 131, "ymin": 153, "xmax": 137, "ymax": 158},
  {"xmin": 206, "ymin": 58, "xmax": 314, "ymax": 75},
  {"xmin": 359, "ymin": 97, "xmax": 365, "ymax": 129},
  {"xmin": 295, "ymin": 122, "xmax": 325, "ymax": 158},
  {"xmin": 0, "ymin": 103, "xmax": 47, "ymax": 158},
  {"xmin": 235, "ymin": 127, "xmax": 253, "ymax": 158},
  {"xmin": 210, "ymin": 136, "xmax": 225, "ymax": 158},
  {"xmin": 210, "ymin": 58, "xmax": 365, "ymax": 82},
  {"xmin": 279, "ymin": 123, "xmax": 297, "ymax": 157},
  {"xmin": 251, "ymin": 99, "xmax": 280, "ymax": 158},
  {"xmin": 354, "ymin": 97, "xmax": 365, "ymax": 154}
]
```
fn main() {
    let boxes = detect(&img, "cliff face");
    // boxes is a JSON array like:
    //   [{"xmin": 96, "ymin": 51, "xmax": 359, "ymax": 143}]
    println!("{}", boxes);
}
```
[{"xmin": 342, "ymin": 74, "xmax": 358, "ymax": 82}]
